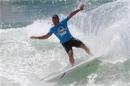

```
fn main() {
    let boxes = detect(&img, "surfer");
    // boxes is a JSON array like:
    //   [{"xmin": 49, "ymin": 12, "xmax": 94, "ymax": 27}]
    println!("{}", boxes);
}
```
[{"xmin": 30, "ymin": 4, "xmax": 93, "ymax": 66}]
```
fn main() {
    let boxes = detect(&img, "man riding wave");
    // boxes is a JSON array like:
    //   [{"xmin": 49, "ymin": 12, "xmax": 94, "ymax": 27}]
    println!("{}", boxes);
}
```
[{"xmin": 31, "ymin": 4, "xmax": 93, "ymax": 66}]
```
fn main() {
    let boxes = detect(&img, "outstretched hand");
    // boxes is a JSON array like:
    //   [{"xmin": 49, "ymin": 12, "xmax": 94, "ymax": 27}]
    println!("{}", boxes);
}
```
[
  {"xmin": 30, "ymin": 36, "xmax": 36, "ymax": 39},
  {"xmin": 79, "ymin": 4, "xmax": 84, "ymax": 11},
  {"xmin": 67, "ymin": 4, "xmax": 85, "ymax": 20}
]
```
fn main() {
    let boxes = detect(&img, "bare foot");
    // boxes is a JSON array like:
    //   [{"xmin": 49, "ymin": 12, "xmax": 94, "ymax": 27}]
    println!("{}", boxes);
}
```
[
  {"xmin": 71, "ymin": 63, "xmax": 75, "ymax": 66},
  {"xmin": 88, "ymin": 52, "xmax": 94, "ymax": 56}
]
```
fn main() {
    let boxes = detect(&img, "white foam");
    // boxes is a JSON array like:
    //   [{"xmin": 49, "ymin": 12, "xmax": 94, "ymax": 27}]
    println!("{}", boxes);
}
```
[{"xmin": 0, "ymin": 0, "xmax": 130, "ymax": 86}]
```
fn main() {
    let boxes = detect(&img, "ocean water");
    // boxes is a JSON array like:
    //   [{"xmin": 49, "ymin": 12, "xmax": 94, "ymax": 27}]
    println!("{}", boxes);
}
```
[{"xmin": 0, "ymin": 0, "xmax": 130, "ymax": 86}]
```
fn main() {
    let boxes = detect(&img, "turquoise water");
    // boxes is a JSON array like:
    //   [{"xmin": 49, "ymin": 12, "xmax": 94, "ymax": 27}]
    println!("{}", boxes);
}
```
[
  {"xmin": 0, "ymin": 0, "xmax": 75, "ymax": 29},
  {"xmin": 0, "ymin": 0, "xmax": 130, "ymax": 86},
  {"xmin": 0, "ymin": 0, "xmax": 113, "ymax": 29}
]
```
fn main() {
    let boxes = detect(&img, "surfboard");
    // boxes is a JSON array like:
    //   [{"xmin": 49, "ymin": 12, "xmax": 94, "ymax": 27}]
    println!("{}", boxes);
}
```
[{"xmin": 41, "ymin": 56, "xmax": 99, "ymax": 82}]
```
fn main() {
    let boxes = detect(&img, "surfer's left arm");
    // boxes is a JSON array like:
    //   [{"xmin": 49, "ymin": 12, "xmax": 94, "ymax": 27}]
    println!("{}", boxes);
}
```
[{"xmin": 67, "ymin": 4, "xmax": 84, "ymax": 20}]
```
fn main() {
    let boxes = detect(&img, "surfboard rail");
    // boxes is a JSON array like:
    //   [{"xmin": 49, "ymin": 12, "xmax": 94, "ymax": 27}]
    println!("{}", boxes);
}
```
[{"xmin": 41, "ymin": 56, "xmax": 100, "ymax": 82}]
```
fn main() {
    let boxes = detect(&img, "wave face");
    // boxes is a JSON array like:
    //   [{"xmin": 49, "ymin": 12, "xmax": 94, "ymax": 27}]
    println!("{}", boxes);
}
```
[{"xmin": 0, "ymin": 0, "xmax": 130, "ymax": 86}]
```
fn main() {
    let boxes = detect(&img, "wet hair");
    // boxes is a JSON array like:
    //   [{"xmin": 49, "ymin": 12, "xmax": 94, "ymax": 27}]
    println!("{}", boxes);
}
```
[{"xmin": 52, "ymin": 14, "xmax": 58, "ymax": 19}]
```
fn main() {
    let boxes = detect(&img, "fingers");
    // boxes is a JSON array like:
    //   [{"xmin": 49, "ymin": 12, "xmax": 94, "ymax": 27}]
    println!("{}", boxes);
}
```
[
  {"xmin": 79, "ymin": 4, "xmax": 84, "ymax": 10},
  {"xmin": 30, "ymin": 36, "xmax": 35, "ymax": 39}
]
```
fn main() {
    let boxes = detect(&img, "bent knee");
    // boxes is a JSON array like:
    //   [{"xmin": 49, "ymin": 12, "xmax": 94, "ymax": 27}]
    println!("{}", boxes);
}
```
[
  {"xmin": 68, "ymin": 50, "xmax": 73, "ymax": 57},
  {"xmin": 80, "ymin": 43, "xmax": 86, "ymax": 48}
]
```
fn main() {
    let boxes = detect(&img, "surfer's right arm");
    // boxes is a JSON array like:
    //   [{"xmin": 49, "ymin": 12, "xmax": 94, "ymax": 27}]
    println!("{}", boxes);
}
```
[{"xmin": 30, "ymin": 33, "xmax": 51, "ymax": 39}]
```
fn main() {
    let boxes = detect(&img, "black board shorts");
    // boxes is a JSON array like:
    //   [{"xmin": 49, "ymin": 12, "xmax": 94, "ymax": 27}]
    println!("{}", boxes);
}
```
[{"xmin": 61, "ymin": 38, "xmax": 84, "ymax": 53}]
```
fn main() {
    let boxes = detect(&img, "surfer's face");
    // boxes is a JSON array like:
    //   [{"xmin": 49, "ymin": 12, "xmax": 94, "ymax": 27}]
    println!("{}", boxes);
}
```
[{"xmin": 52, "ymin": 15, "xmax": 60, "ymax": 25}]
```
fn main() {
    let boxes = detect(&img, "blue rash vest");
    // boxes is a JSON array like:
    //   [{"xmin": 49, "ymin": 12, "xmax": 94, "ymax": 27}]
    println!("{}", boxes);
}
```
[{"xmin": 48, "ymin": 17, "xmax": 73, "ymax": 43}]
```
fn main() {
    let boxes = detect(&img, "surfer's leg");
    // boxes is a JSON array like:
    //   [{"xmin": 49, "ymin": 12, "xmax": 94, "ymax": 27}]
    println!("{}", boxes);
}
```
[
  {"xmin": 67, "ymin": 50, "xmax": 75, "ymax": 66},
  {"xmin": 70, "ymin": 38, "xmax": 93, "ymax": 56},
  {"xmin": 61, "ymin": 42, "xmax": 75, "ymax": 66},
  {"xmin": 80, "ymin": 43, "xmax": 93, "ymax": 56}
]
